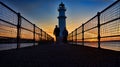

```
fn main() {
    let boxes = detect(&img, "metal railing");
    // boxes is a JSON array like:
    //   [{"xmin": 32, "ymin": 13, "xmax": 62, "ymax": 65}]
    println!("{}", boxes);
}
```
[
  {"xmin": 0, "ymin": 1, "xmax": 54, "ymax": 48},
  {"xmin": 68, "ymin": 0, "xmax": 120, "ymax": 49}
]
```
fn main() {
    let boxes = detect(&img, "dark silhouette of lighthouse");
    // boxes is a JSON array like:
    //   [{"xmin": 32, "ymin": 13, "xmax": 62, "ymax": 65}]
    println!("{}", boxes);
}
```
[{"xmin": 58, "ymin": 2, "xmax": 67, "ymax": 37}]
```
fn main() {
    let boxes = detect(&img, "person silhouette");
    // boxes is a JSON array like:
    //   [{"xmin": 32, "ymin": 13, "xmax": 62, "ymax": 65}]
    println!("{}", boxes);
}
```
[
  {"xmin": 53, "ymin": 25, "xmax": 60, "ymax": 43},
  {"xmin": 62, "ymin": 27, "xmax": 68, "ymax": 43}
]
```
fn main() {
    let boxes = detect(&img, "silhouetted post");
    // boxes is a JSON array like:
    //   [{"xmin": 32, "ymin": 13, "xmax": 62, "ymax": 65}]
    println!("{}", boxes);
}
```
[
  {"xmin": 41, "ymin": 29, "xmax": 43, "ymax": 42},
  {"xmin": 82, "ymin": 24, "xmax": 84, "ymax": 46},
  {"xmin": 97, "ymin": 12, "xmax": 101, "ymax": 49},
  {"xmin": 17, "ymin": 13, "xmax": 21, "ymax": 48},
  {"xmin": 39, "ymin": 29, "xmax": 42, "ymax": 44},
  {"xmin": 47, "ymin": 35, "xmax": 49, "ymax": 42},
  {"xmin": 67, "ymin": 36, "xmax": 69, "ymax": 43},
  {"xmin": 33, "ymin": 24, "xmax": 35, "ymax": 46},
  {"xmin": 46, "ymin": 34, "xmax": 47, "ymax": 41},
  {"xmin": 45, "ymin": 32, "xmax": 47, "ymax": 41},
  {"xmin": 75, "ymin": 29, "xmax": 77, "ymax": 44},
  {"xmin": 72, "ymin": 32, "xmax": 73, "ymax": 44},
  {"xmin": 46, "ymin": 33, "xmax": 47, "ymax": 41},
  {"xmin": 38, "ymin": 33, "xmax": 40, "ymax": 44}
]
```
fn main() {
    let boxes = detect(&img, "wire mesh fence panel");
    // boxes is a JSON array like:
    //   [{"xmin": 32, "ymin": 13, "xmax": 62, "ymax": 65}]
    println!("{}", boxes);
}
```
[
  {"xmin": 45, "ymin": 33, "xmax": 47, "ymax": 41},
  {"xmin": 0, "ymin": 20, "xmax": 17, "ymax": 44},
  {"xmin": 73, "ymin": 31, "xmax": 76, "ymax": 36},
  {"xmin": 100, "ymin": 0, "xmax": 120, "ymax": 50},
  {"xmin": 46, "ymin": 35, "xmax": 48, "ymax": 40},
  {"xmin": 47, "ymin": 35, "xmax": 50, "ymax": 40},
  {"xmin": 72, "ymin": 31, "xmax": 76, "ymax": 42},
  {"xmin": 84, "ymin": 27, "xmax": 98, "ymax": 39},
  {"xmin": 21, "ymin": 17, "xmax": 34, "ymax": 32},
  {"xmin": 48, "ymin": 36, "xmax": 52, "ymax": 40},
  {"xmin": 67, "ymin": 0, "xmax": 120, "ymax": 51},
  {"xmin": 0, "ymin": 20, "xmax": 17, "ymax": 38},
  {"xmin": 67, "ymin": 33, "xmax": 73, "ymax": 43},
  {"xmin": 0, "ymin": 1, "xmax": 54, "ymax": 50},
  {"xmin": 84, "ymin": 16, "xmax": 98, "ymax": 31},
  {"xmin": 68, "ymin": 34, "xmax": 71, "ymax": 41},
  {"xmin": 77, "ymin": 26, "xmax": 82, "ymax": 34},
  {"xmin": 35, "ymin": 26, "xmax": 40, "ymax": 34},
  {"xmin": 47, "ymin": 36, "xmax": 53, "ymax": 41},
  {"xmin": 100, "ymin": 19, "xmax": 120, "ymax": 37},
  {"xmin": 73, "ymin": 35, "xmax": 76, "ymax": 42},
  {"xmin": 83, "ymin": 16, "xmax": 98, "ymax": 47},
  {"xmin": 20, "ymin": 28, "xmax": 33, "ymax": 40},
  {"xmin": 35, "ymin": 27, "xmax": 41, "ymax": 42},
  {"xmin": 46, "ymin": 34, "xmax": 50, "ymax": 40},
  {"xmin": 0, "ymin": 3, "xmax": 18, "ymax": 25},
  {"xmin": 100, "ymin": 1, "xmax": 120, "ymax": 24},
  {"xmin": 35, "ymin": 33, "xmax": 39, "ymax": 42},
  {"xmin": 77, "ymin": 33, "xmax": 82, "ymax": 41},
  {"xmin": 100, "ymin": 1, "xmax": 120, "ymax": 38},
  {"xmin": 48, "ymin": 35, "xmax": 53, "ymax": 41},
  {"xmin": 0, "ymin": 2, "xmax": 18, "ymax": 50},
  {"xmin": 39, "ymin": 29, "xmax": 42, "ymax": 41},
  {"xmin": 76, "ymin": 33, "xmax": 82, "ymax": 45},
  {"xmin": 41, "ymin": 31, "xmax": 46, "ymax": 40},
  {"xmin": 69, "ymin": 37, "xmax": 73, "ymax": 42}
]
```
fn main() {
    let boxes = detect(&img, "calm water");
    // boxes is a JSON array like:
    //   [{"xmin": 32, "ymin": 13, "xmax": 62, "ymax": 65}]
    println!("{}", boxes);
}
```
[{"xmin": 0, "ymin": 43, "xmax": 35, "ymax": 51}]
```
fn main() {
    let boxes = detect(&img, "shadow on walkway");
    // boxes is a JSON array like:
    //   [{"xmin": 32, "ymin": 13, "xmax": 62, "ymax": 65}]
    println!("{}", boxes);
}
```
[{"xmin": 0, "ymin": 43, "xmax": 119, "ymax": 67}]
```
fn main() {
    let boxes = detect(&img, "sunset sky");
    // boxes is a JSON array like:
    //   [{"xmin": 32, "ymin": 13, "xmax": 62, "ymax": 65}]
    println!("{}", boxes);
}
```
[{"xmin": 1, "ymin": 0, "xmax": 115, "ymax": 37}]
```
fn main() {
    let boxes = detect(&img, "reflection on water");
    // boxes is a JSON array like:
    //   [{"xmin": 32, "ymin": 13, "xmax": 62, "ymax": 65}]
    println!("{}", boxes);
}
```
[
  {"xmin": 0, "ymin": 43, "xmax": 35, "ymax": 51},
  {"xmin": 84, "ymin": 42, "xmax": 98, "ymax": 48},
  {"xmin": 101, "ymin": 42, "xmax": 120, "ymax": 51},
  {"xmin": 77, "ymin": 42, "xmax": 120, "ymax": 51}
]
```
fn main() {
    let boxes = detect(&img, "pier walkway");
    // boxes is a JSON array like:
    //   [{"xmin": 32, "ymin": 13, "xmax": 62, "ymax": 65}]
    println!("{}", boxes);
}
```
[{"xmin": 0, "ymin": 43, "xmax": 119, "ymax": 67}]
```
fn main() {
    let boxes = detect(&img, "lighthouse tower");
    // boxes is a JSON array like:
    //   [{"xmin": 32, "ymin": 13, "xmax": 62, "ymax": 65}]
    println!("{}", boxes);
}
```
[{"xmin": 58, "ymin": 2, "xmax": 67, "ymax": 37}]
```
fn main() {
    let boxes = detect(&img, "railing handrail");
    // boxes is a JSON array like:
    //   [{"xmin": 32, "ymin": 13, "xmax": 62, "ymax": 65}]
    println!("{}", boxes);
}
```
[
  {"xmin": 100, "ymin": 0, "xmax": 120, "ymax": 13},
  {"xmin": 68, "ymin": 0, "xmax": 120, "ymax": 50},
  {"xmin": 0, "ymin": 1, "xmax": 54, "ymax": 49},
  {"xmin": 0, "ymin": 1, "xmax": 17, "ymax": 14}
]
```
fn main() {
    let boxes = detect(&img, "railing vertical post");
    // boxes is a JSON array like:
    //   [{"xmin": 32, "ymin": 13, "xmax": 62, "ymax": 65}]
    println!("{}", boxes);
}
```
[
  {"xmin": 67, "ymin": 36, "xmax": 69, "ymax": 42},
  {"xmin": 46, "ymin": 34, "xmax": 47, "ymax": 41},
  {"xmin": 45, "ymin": 33, "xmax": 47, "ymax": 41},
  {"xmin": 82, "ymin": 24, "xmax": 84, "ymax": 46},
  {"xmin": 97, "ymin": 12, "xmax": 101, "ymax": 49},
  {"xmin": 38, "ymin": 33, "xmax": 40, "ymax": 44},
  {"xmin": 69, "ymin": 37, "xmax": 70, "ymax": 42},
  {"xmin": 46, "ymin": 33, "xmax": 47, "ymax": 41},
  {"xmin": 47, "ymin": 35, "xmax": 48, "ymax": 41},
  {"xmin": 68, "ymin": 36, "xmax": 70, "ymax": 43},
  {"xmin": 45, "ymin": 32, "xmax": 47, "ymax": 42},
  {"xmin": 17, "ymin": 13, "xmax": 21, "ymax": 49},
  {"xmin": 75, "ymin": 29, "xmax": 77, "ymax": 44},
  {"xmin": 39, "ymin": 29, "xmax": 42, "ymax": 44},
  {"xmin": 44, "ymin": 32, "xmax": 45, "ymax": 41},
  {"xmin": 72, "ymin": 32, "xmax": 73, "ymax": 44},
  {"xmin": 41, "ymin": 29, "xmax": 43, "ymax": 42},
  {"xmin": 33, "ymin": 24, "xmax": 35, "ymax": 46}
]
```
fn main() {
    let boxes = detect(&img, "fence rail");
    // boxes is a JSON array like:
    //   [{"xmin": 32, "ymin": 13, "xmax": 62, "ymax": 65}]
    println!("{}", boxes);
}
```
[
  {"xmin": 68, "ymin": 0, "xmax": 120, "ymax": 50},
  {"xmin": 0, "ymin": 1, "xmax": 54, "ymax": 49}
]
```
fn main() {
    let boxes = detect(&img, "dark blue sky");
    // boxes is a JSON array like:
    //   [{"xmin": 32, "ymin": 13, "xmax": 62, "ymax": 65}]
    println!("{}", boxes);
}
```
[{"xmin": 0, "ymin": 0, "xmax": 115, "ymax": 36}]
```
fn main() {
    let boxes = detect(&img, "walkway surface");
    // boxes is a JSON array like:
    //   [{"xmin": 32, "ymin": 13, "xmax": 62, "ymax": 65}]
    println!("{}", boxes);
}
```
[{"xmin": 0, "ymin": 43, "xmax": 119, "ymax": 67}]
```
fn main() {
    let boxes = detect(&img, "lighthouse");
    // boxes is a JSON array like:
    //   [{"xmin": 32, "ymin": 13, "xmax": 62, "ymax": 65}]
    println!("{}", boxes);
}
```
[{"xmin": 58, "ymin": 2, "xmax": 67, "ymax": 37}]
